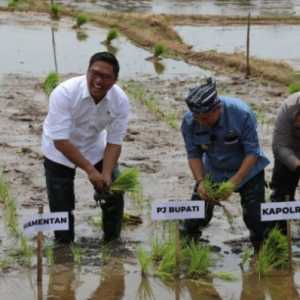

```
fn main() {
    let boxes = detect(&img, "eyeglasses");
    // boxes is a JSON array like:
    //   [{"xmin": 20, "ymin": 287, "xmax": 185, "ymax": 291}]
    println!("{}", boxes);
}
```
[{"xmin": 88, "ymin": 69, "xmax": 115, "ymax": 81}]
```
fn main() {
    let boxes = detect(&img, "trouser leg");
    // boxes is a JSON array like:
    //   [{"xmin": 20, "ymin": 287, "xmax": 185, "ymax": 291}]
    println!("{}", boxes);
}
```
[
  {"xmin": 239, "ymin": 171, "xmax": 268, "ymax": 252},
  {"xmin": 44, "ymin": 157, "xmax": 75, "ymax": 243},
  {"xmin": 270, "ymin": 159, "xmax": 300, "ymax": 235},
  {"xmin": 182, "ymin": 184, "xmax": 214, "ymax": 240},
  {"xmin": 94, "ymin": 161, "xmax": 124, "ymax": 242}
]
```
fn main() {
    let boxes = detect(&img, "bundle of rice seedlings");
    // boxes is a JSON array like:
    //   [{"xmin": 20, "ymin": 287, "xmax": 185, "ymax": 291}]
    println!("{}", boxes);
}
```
[
  {"xmin": 202, "ymin": 176, "xmax": 234, "ymax": 201},
  {"xmin": 154, "ymin": 43, "xmax": 167, "ymax": 58},
  {"xmin": 137, "ymin": 276, "xmax": 156, "ymax": 300},
  {"xmin": 43, "ymin": 72, "xmax": 60, "ymax": 96},
  {"xmin": 256, "ymin": 228, "xmax": 288, "ymax": 277},
  {"xmin": 50, "ymin": 3, "xmax": 61, "ymax": 20},
  {"xmin": 137, "ymin": 247, "xmax": 152, "ymax": 276},
  {"xmin": 110, "ymin": 168, "xmax": 140, "ymax": 194},
  {"xmin": 182, "ymin": 241, "xmax": 212, "ymax": 279},
  {"xmin": 213, "ymin": 271, "xmax": 236, "ymax": 281}
]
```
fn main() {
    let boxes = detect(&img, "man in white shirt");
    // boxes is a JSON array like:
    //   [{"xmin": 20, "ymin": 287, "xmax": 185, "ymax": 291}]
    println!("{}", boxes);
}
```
[{"xmin": 42, "ymin": 52, "xmax": 130, "ymax": 244}]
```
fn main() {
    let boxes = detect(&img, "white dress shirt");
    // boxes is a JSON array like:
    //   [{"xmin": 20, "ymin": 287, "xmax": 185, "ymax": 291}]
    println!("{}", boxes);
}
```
[{"xmin": 42, "ymin": 75, "xmax": 130, "ymax": 168}]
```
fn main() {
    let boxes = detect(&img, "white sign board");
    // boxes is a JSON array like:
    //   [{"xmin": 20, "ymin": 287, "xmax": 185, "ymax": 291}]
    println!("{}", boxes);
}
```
[
  {"xmin": 152, "ymin": 201, "xmax": 205, "ymax": 221},
  {"xmin": 22, "ymin": 212, "xmax": 69, "ymax": 236},
  {"xmin": 261, "ymin": 201, "xmax": 300, "ymax": 221}
]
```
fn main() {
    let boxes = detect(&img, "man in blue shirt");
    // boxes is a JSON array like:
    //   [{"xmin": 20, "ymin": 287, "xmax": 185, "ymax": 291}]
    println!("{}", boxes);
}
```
[{"xmin": 181, "ymin": 78, "xmax": 270, "ymax": 252}]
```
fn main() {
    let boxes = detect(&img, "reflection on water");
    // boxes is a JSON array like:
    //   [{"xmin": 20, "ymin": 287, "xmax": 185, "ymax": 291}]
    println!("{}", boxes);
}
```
[
  {"xmin": 176, "ymin": 25, "xmax": 300, "ymax": 70},
  {"xmin": 54, "ymin": 0, "xmax": 300, "ymax": 16},
  {"xmin": 0, "ymin": 14, "xmax": 207, "ymax": 79}
]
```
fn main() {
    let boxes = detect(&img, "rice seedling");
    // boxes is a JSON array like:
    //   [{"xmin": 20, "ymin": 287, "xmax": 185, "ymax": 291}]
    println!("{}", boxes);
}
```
[
  {"xmin": 7, "ymin": 0, "xmax": 18, "ymax": 8},
  {"xmin": 76, "ymin": 30, "xmax": 88, "ymax": 41},
  {"xmin": 0, "ymin": 173, "xmax": 9, "ymax": 204},
  {"xmin": 154, "ymin": 240, "xmax": 177, "ymax": 281},
  {"xmin": 165, "ymin": 112, "xmax": 179, "ymax": 130},
  {"xmin": 256, "ymin": 227, "xmax": 288, "ymax": 277},
  {"xmin": 182, "ymin": 241, "xmax": 212, "ymax": 279},
  {"xmin": 136, "ymin": 276, "xmax": 156, "ymax": 300},
  {"xmin": 154, "ymin": 43, "xmax": 167, "ymax": 58},
  {"xmin": 71, "ymin": 243, "xmax": 82, "ymax": 266},
  {"xmin": 213, "ymin": 271, "xmax": 237, "ymax": 281},
  {"xmin": 137, "ymin": 247, "xmax": 152, "ymax": 276},
  {"xmin": 240, "ymin": 247, "xmax": 253, "ymax": 270},
  {"xmin": 74, "ymin": 14, "xmax": 88, "ymax": 28},
  {"xmin": 17, "ymin": 235, "xmax": 33, "ymax": 266},
  {"xmin": 110, "ymin": 168, "xmax": 140, "ymax": 194},
  {"xmin": 100, "ymin": 244, "xmax": 112, "ymax": 264},
  {"xmin": 43, "ymin": 72, "xmax": 60, "ymax": 96},
  {"xmin": 105, "ymin": 28, "xmax": 119, "ymax": 45},
  {"xmin": 44, "ymin": 243, "xmax": 54, "ymax": 266},
  {"xmin": 151, "ymin": 238, "xmax": 165, "ymax": 263},
  {"xmin": 123, "ymin": 212, "xmax": 143, "ymax": 225},
  {"xmin": 0, "ymin": 258, "xmax": 11, "ymax": 270},
  {"xmin": 89, "ymin": 215, "xmax": 102, "ymax": 228},
  {"xmin": 202, "ymin": 176, "xmax": 235, "ymax": 201},
  {"xmin": 50, "ymin": 3, "xmax": 61, "ymax": 20},
  {"xmin": 288, "ymin": 82, "xmax": 300, "ymax": 94}
]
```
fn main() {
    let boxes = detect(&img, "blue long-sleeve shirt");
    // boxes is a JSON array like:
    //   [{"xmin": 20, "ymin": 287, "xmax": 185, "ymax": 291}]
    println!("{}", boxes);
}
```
[{"xmin": 181, "ymin": 96, "xmax": 269, "ymax": 188}]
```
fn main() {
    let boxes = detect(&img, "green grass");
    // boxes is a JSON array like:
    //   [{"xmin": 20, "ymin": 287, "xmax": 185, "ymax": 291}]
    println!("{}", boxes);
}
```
[
  {"xmin": 256, "ymin": 228, "xmax": 288, "ymax": 277},
  {"xmin": 43, "ymin": 72, "xmax": 60, "ymax": 96},
  {"xmin": 105, "ymin": 28, "xmax": 119, "ymax": 44},
  {"xmin": 137, "ymin": 247, "xmax": 152, "ymax": 276},
  {"xmin": 154, "ymin": 43, "xmax": 167, "ymax": 58}
]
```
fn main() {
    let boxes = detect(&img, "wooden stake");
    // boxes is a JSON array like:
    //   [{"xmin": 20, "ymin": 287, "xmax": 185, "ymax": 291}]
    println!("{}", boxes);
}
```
[
  {"xmin": 246, "ymin": 13, "xmax": 251, "ymax": 78},
  {"xmin": 287, "ymin": 220, "xmax": 292, "ymax": 272},
  {"xmin": 175, "ymin": 222, "xmax": 180, "ymax": 278},
  {"xmin": 37, "ymin": 205, "xmax": 44, "ymax": 299}
]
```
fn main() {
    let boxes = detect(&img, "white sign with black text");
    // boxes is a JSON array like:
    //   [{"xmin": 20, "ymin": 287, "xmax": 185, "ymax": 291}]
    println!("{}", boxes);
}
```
[
  {"xmin": 152, "ymin": 200, "xmax": 205, "ymax": 221},
  {"xmin": 22, "ymin": 212, "xmax": 69, "ymax": 236},
  {"xmin": 261, "ymin": 201, "xmax": 300, "ymax": 221}
]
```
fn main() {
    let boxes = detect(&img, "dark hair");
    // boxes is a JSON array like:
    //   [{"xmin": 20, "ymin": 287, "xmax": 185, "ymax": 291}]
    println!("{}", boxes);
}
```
[{"xmin": 88, "ymin": 52, "xmax": 120, "ymax": 78}]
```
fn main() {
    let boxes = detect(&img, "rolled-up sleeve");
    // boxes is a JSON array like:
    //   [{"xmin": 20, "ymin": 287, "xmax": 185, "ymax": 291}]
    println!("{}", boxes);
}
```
[
  {"xmin": 44, "ymin": 86, "xmax": 73, "ymax": 140},
  {"xmin": 181, "ymin": 116, "xmax": 203, "ymax": 160},
  {"xmin": 106, "ymin": 98, "xmax": 130, "ymax": 145},
  {"xmin": 240, "ymin": 111, "xmax": 261, "ymax": 156}
]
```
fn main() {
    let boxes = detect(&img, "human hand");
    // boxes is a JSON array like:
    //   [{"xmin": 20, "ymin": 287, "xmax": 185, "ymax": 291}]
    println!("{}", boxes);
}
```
[
  {"xmin": 197, "ymin": 181, "xmax": 220, "ymax": 205},
  {"xmin": 87, "ymin": 168, "xmax": 106, "ymax": 191}
]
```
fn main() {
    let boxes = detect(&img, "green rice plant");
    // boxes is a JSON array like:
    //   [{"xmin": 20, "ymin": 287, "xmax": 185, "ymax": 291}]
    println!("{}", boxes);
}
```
[
  {"xmin": 0, "ymin": 258, "xmax": 11, "ymax": 270},
  {"xmin": 256, "ymin": 228, "xmax": 288, "ymax": 277},
  {"xmin": 8, "ymin": 0, "xmax": 18, "ymax": 8},
  {"xmin": 0, "ymin": 173, "xmax": 9, "ymax": 204},
  {"xmin": 105, "ymin": 28, "xmax": 119, "ymax": 45},
  {"xmin": 165, "ymin": 112, "xmax": 179, "ymax": 130},
  {"xmin": 154, "ymin": 240, "xmax": 176, "ymax": 281},
  {"xmin": 202, "ymin": 176, "xmax": 235, "ymax": 201},
  {"xmin": 43, "ymin": 72, "xmax": 60, "ymax": 96},
  {"xmin": 288, "ymin": 82, "xmax": 300, "ymax": 94},
  {"xmin": 154, "ymin": 43, "xmax": 167, "ymax": 58},
  {"xmin": 151, "ymin": 239, "xmax": 165, "ymax": 263},
  {"xmin": 182, "ymin": 241, "xmax": 212, "ymax": 279},
  {"xmin": 110, "ymin": 168, "xmax": 140, "ymax": 193},
  {"xmin": 76, "ymin": 30, "xmax": 88, "ymax": 41},
  {"xmin": 18, "ymin": 235, "xmax": 33, "ymax": 266},
  {"xmin": 123, "ymin": 212, "xmax": 142, "ymax": 225},
  {"xmin": 240, "ymin": 247, "xmax": 253, "ymax": 269},
  {"xmin": 100, "ymin": 244, "xmax": 112, "ymax": 264},
  {"xmin": 71, "ymin": 244, "xmax": 82, "ymax": 265},
  {"xmin": 88, "ymin": 215, "xmax": 102, "ymax": 228},
  {"xmin": 213, "ymin": 271, "xmax": 237, "ymax": 281},
  {"xmin": 137, "ymin": 247, "xmax": 152, "ymax": 276},
  {"xmin": 75, "ymin": 14, "xmax": 88, "ymax": 28},
  {"xmin": 44, "ymin": 243, "xmax": 54, "ymax": 266},
  {"xmin": 5, "ymin": 198, "xmax": 19, "ymax": 236},
  {"xmin": 50, "ymin": 3, "xmax": 61, "ymax": 20}
]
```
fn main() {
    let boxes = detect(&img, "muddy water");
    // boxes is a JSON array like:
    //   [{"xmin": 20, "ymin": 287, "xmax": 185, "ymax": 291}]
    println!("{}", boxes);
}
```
[
  {"xmin": 176, "ymin": 24, "xmax": 300, "ymax": 70},
  {"xmin": 0, "ymin": 13, "xmax": 206, "ymax": 79},
  {"xmin": 47, "ymin": 0, "xmax": 300, "ymax": 16}
]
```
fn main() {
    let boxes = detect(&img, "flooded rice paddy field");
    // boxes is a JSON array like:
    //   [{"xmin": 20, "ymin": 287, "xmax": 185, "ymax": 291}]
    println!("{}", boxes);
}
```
[
  {"xmin": 0, "ymin": 6, "xmax": 300, "ymax": 300},
  {"xmin": 44, "ymin": 0, "xmax": 300, "ymax": 16}
]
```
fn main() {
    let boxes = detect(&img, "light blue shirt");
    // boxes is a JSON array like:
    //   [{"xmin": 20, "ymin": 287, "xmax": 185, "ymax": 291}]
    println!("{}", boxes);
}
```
[{"xmin": 181, "ymin": 96, "xmax": 269, "ymax": 188}]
